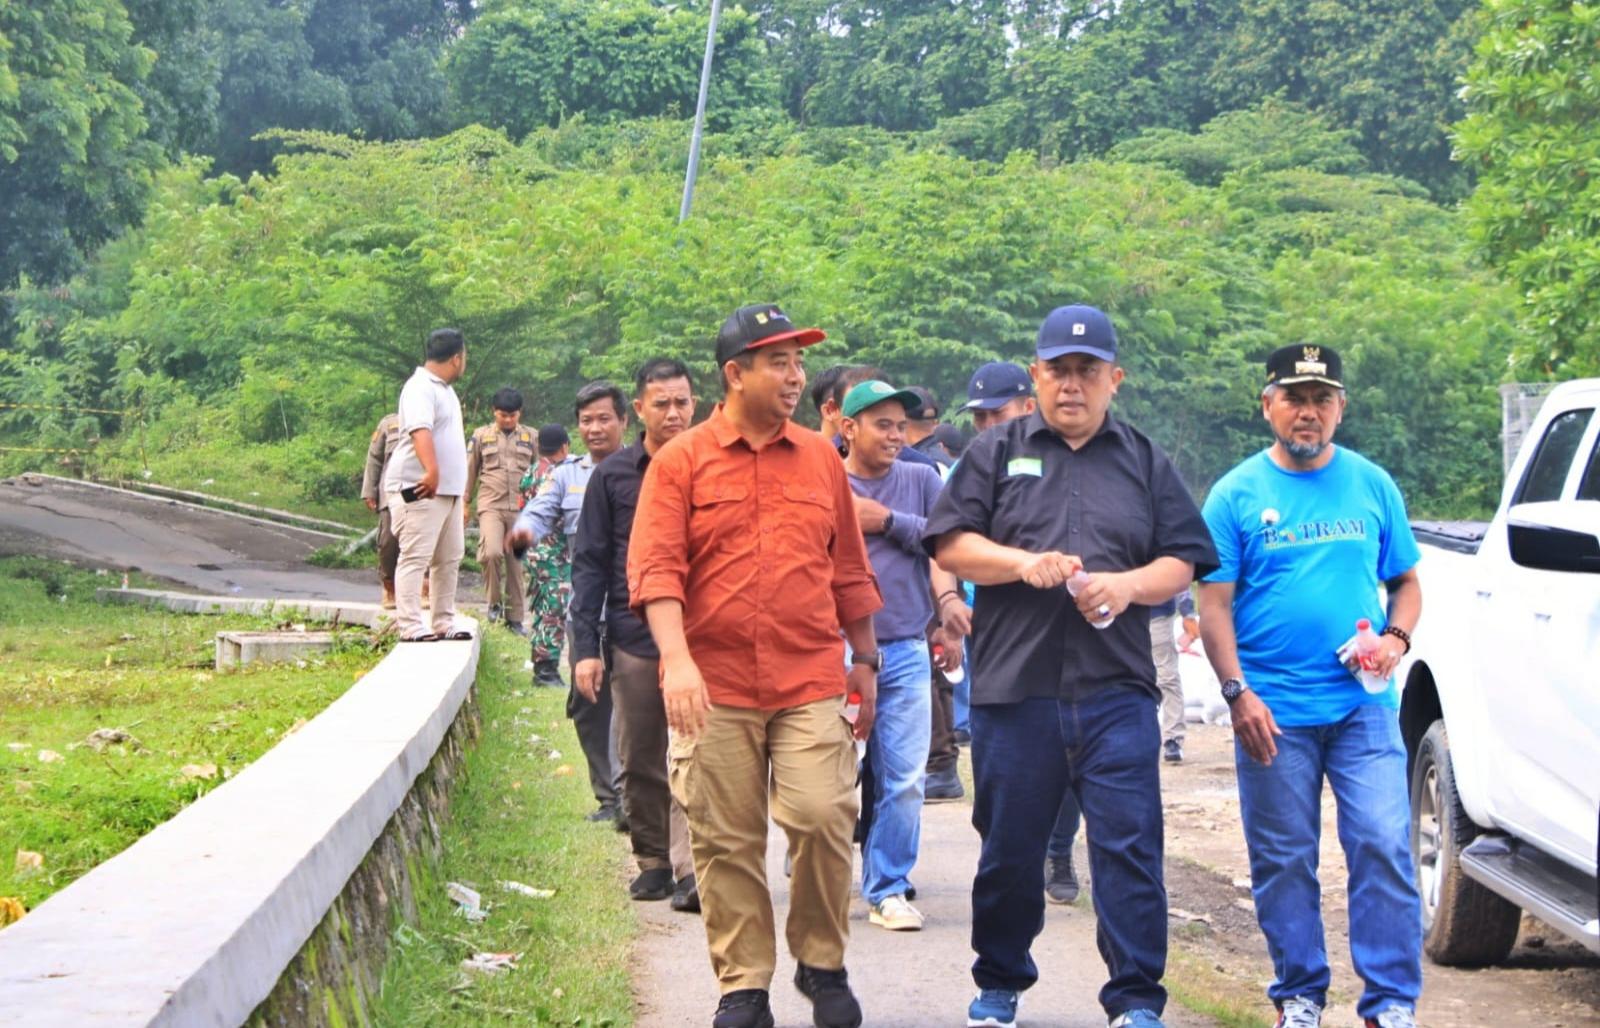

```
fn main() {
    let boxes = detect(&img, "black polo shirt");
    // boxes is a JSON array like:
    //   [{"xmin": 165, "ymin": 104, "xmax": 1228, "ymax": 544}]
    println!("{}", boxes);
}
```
[
  {"xmin": 922, "ymin": 410, "xmax": 1217, "ymax": 704},
  {"xmin": 571, "ymin": 438, "xmax": 657, "ymax": 662}
]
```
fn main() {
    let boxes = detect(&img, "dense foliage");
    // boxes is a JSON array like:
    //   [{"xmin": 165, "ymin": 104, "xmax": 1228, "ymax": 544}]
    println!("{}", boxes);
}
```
[
  {"xmin": 1456, "ymin": 0, "xmax": 1600, "ymax": 378},
  {"xmin": 4, "ymin": 109, "xmax": 1516, "ymax": 517}
]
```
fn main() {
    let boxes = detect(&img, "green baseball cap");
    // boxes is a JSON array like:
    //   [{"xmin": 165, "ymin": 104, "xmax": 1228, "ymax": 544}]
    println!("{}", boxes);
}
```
[{"xmin": 841, "ymin": 380, "xmax": 924, "ymax": 419}]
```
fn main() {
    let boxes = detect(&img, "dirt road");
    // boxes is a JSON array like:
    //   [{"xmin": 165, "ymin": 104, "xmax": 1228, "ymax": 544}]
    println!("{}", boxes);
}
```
[
  {"xmin": 0, "ymin": 475, "xmax": 387, "ymax": 601},
  {"xmin": 632, "ymin": 724, "xmax": 1600, "ymax": 1027}
]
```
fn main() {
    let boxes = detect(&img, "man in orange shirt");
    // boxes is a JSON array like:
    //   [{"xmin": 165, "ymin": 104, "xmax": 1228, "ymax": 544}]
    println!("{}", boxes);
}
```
[{"xmin": 629, "ymin": 303, "xmax": 883, "ymax": 1028}]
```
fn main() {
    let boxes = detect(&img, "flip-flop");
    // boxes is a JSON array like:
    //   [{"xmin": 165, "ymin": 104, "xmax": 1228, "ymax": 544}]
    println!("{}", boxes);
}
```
[
  {"xmin": 440, "ymin": 629, "xmax": 474, "ymax": 641},
  {"xmin": 401, "ymin": 633, "xmax": 442, "ymax": 643}
]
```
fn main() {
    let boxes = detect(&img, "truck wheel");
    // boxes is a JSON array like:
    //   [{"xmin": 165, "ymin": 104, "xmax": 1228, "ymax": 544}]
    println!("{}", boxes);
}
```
[{"xmin": 1410, "ymin": 719, "xmax": 1522, "ymax": 965}]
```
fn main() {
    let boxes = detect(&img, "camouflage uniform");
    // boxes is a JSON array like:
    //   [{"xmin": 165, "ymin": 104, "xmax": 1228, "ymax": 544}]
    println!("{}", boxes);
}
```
[{"xmin": 519, "ymin": 459, "xmax": 570, "ymax": 665}]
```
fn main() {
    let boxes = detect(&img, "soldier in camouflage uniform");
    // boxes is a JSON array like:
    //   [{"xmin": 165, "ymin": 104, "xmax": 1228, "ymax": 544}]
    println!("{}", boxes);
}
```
[{"xmin": 520, "ymin": 424, "xmax": 572, "ymax": 687}]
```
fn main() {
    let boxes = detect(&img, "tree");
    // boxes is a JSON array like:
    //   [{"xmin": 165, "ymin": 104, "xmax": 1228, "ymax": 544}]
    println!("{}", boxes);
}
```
[
  {"xmin": 0, "ymin": 0, "xmax": 164, "ymax": 297},
  {"xmin": 1207, "ymin": 0, "xmax": 1479, "ymax": 199},
  {"xmin": 124, "ymin": 0, "xmax": 220, "ymax": 158},
  {"xmin": 1455, "ymin": 0, "xmax": 1600, "ymax": 377},
  {"xmin": 445, "ymin": 0, "xmax": 779, "ymax": 140},
  {"xmin": 207, "ymin": 0, "xmax": 463, "ymax": 175}
]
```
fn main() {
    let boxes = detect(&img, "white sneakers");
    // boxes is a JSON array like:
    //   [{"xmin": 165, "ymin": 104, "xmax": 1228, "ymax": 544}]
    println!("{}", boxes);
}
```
[
  {"xmin": 869, "ymin": 894, "xmax": 925, "ymax": 931},
  {"xmin": 1275, "ymin": 997, "xmax": 1323, "ymax": 1028}
]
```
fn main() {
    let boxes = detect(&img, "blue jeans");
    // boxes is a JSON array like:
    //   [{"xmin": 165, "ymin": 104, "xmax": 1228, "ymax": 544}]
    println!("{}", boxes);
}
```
[
  {"xmin": 861, "ymin": 637, "xmax": 932, "ymax": 905},
  {"xmin": 1234, "ymin": 703, "xmax": 1422, "ymax": 1018},
  {"xmin": 1047, "ymin": 784, "xmax": 1082, "ymax": 862},
  {"xmin": 970, "ymin": 686, "xmax": 1166, "ymax": 1017},
  {"xmin": 953, "ymin": 638, "xmax": 972, "ymax": 734}
]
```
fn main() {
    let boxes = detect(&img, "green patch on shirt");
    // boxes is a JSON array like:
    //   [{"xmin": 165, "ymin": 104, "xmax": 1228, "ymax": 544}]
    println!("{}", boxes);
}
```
[{"xmin": 1006, "ymin": 457, "xmax": 1043, "ymax": 478}]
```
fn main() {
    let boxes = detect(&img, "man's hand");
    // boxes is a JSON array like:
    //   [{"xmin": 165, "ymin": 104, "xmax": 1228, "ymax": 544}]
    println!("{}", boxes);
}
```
[
  {"xmin": 1374, "ymin": 634, "xmax": 1407, "ymax": 680},
  {"xmin": 1232, "ymin": 691, "xmax": 1282, "ymax": 765},
  {"xmin": 414, "ymin": 466, "xmax": 439, "ymax": 499},
  {"xmin": 938, "ymin": 595, "xmax": 973, "ymax": 638},
  {"xmin": 1071, "ymin": 570, "xmax": 1138, "ymax": 621},
  {"xmin": 364, "ymin": 497, "xmax": 378, "ymax": 513},
  {"xmin": 505, "ymin": 526, "xmax": 533, "ymax": 554},
  {"xmin": 573, "ymin": 657, "xmax": 605, "ymax": 702},
  {"xmin": 1178, "ymin": 616, "xmax": 1200, "ymax": 652},
  {"xmin": 463, "ymin": 504, "xmax": 472, "ymax": 526},
  {"xmin": 853, "ymin": 495, "xmax": 891, "ymax": 535},
  {"xmin": 933, "ymin": 628, "xmax": 964, "ymax": 673},
  {"xmin": 846, "ymin": 664, "xmax": 877, "ymax": 740},
  {"xmin": 662, "ymin": 655, "xmax": 712, "ymax": 738},
  {"xmin": 1015, "ymin": 551, "xmax": 1082, "ymax": 590}
]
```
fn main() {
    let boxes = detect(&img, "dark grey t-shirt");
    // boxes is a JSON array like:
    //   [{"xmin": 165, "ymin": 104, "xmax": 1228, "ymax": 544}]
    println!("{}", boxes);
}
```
[
  {"xmin": 922, "ymin": 410, "xmax": 1217, "ymax": 704},
  {"xmin": 848, "ymin": 460, "xmax": 944, "ymax": 641}
]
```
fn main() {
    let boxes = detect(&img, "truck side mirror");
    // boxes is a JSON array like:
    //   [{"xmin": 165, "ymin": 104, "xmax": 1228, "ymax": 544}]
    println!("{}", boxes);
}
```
[{"xmin": 1507, "ymin": 519, "xmax": 1600, "ymax": 574}]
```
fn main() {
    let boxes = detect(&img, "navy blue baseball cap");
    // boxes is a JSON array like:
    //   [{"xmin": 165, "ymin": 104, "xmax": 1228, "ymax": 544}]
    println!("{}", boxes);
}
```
[
  {"xmin": 1036, "ymin": 305, "xmax": 1117, "ymax": 363},
  {"xmin": 961, "ymin": 361, "xmax": 1033, "ymax": 412}
]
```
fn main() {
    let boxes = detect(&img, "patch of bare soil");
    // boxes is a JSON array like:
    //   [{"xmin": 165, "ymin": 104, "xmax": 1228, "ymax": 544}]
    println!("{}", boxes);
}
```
[{"xmin": 1160, "ymin": 724, "xmax": 1600, "ymax": 1027}]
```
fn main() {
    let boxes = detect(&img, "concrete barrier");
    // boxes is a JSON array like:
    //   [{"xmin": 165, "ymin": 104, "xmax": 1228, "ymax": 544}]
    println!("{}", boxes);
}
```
[
  {"xmin": 98, "ymin": 588, "xmax": 387, "ymax": 629},
  {"xmin": 0, "ymin": 594, "xmax": 480, "ymax": 1027}
]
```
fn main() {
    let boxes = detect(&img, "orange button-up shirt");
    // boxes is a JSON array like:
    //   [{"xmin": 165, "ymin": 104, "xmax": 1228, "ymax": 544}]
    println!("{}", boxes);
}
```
[{"xmin": 627, "ymin": 405, "xmax": 882, "ymax": 710}]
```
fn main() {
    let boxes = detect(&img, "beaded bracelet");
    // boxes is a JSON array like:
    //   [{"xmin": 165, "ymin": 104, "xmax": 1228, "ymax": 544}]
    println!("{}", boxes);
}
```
[{"xmin": 1381, "ymin": 624, "xmax": 1411, "ymax": 653}]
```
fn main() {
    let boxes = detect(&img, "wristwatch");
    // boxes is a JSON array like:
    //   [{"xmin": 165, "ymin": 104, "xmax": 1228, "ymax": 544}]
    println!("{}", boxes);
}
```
[
  {"xmin": 882, "ymin": 510, "xmax": 896, "ymax": 535},
  {"xmin": 850, "ymin": 650, "xmax": 884, "ymax": 672},
  {"xmin": 1220, "ymin": 677, "xmax": 1250, "ymax": 705}
]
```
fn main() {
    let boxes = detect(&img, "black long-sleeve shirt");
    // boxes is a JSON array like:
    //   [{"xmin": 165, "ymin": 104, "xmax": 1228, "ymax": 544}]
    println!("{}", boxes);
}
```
[{"xmin": 571, "ymin": 439, "xmax": 657, "ymax": 662}]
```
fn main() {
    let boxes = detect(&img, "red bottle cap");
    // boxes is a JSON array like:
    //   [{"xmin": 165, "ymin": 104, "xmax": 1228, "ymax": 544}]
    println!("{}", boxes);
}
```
[
  {"xmin": 1357, "ymin": 618, "xmax": 1372, "ymax": 630},
  {"xmin": 847, "ymin": 692, "xmax": 862, "ymax": 704}
]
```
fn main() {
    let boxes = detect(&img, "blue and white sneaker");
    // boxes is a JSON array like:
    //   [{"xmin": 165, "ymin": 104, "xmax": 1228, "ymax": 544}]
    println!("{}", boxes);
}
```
[
  {"xmin": 1109, "ymin": 1010, "xmax": 1166, "ymax": 1028},
  {"xmin": 967, "ymin": 988, "xmax": 1020, "ymax": 1028}
]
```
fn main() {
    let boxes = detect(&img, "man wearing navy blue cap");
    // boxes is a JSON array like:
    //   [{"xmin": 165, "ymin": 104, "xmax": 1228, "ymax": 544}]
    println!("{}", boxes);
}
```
[
  {"xmin": 927, "ymin": 305, "xmax": 1217, "ymax": 1028},
  {"xmin": 961, "ymin": 361, "xmax": 1035, "ymax": 433}
]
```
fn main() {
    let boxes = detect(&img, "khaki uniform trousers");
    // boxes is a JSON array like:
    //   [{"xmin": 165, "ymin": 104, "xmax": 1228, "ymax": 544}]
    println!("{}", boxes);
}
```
[
  {"xmin": 1151, "ymin": 613, "xmax": 1185, "ymax": 744},
  {"xmin": 670, "ymin": 695, "xmax": 858, "ymax": 993},
  {"xmin": 389, "ymin": 493, "xmax": 463, "ymax": 639},
  {"xmin": 475, "ymin": 507, "xmax": 526, "ymax": 622},
  {"xmin": 610, "ymin": 647, "xmax": 693, "ymax": 878}
]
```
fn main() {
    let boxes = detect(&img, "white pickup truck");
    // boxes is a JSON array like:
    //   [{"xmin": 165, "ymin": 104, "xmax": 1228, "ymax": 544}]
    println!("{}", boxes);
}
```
[{"xmin": 1398, "ymin": 377, "xmax": 1600, "ymax": 965}]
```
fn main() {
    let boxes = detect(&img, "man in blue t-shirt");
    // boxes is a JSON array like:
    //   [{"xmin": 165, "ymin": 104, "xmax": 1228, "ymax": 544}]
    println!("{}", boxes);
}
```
[{"xmin": 1198, "ymin": 345, "xmax": 1423, "ymax": 1028}]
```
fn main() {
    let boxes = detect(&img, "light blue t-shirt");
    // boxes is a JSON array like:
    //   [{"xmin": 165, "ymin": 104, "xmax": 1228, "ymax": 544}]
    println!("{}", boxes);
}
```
[{"xmin": 1201, "ymin": 447, "xmax": 1420, "ymax": 727}]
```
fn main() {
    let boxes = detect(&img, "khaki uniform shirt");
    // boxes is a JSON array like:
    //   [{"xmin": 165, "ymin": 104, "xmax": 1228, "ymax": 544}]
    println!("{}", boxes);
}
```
[
  {"xmin": 360, "ymin": 413, "xmax": 402, "ymax": 511},
  {"xmin": 466, "ymin": 423, "xmax": 537, "ymax": 513}
]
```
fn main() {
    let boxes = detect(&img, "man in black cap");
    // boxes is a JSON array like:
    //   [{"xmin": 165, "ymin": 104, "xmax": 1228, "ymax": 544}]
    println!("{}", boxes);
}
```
[
  {"xmin": 903, "ymin": 386, "xmax": 953, "ymax": 469},
  {"xmin": 926, "ymin": 305, "xmax": 1217, "ymax": 1028},
  {"xmin": 1197, "ymin": 345, "xmax": 1423, "ymax": 1028},
  {"xmin": 629, "ymin": 303, "xmax": 881, "ymax": 1028}
]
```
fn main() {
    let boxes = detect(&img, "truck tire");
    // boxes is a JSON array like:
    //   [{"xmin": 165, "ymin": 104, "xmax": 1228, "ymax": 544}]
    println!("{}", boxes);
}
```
[{"xmin": 1410, "ymin": 719, "xmax": 1522, "ymax": 965}]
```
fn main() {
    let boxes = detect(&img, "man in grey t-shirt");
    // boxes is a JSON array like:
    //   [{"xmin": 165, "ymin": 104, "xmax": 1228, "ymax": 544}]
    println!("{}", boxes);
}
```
[{"xmin": 385, "ymin": 328, "xmax": 470, "ymax": 640}]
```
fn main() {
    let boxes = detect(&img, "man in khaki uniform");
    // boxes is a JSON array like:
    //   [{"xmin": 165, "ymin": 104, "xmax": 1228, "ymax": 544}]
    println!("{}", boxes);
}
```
[
  {"xmin": 360, "ymin": 411, "xmax": 404, "ymax": 607},
  {"xmin": 465, "ymin": 387, "xmax": 536, "ymax": 632}
]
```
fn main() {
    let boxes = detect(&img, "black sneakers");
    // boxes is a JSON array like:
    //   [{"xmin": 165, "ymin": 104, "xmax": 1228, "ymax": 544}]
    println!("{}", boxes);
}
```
[
  {"xmin": 794, "ymin": 964, "xmax": 863, "ymax": 1028},
  {"xmin": 532, "ymin": 658, "xmax": 563, "ymax": 688},
  {"xmin": 713, "ymin": 989, "xmax": 774, "ymax": 1028},
  {"xmin": 671, "ymin": 873, "xmax": 701, "ymax": 913},
  {"xmin": 924, "ymin": 767, "xmax": 965, "ymax": 801},
  {"xmin": 629, "ymin": 867, "xmax": 674, "ymax": 901},
  {"xmin": 1045, "ymin": 854, "xmax": 1080, "ymax": 904}
]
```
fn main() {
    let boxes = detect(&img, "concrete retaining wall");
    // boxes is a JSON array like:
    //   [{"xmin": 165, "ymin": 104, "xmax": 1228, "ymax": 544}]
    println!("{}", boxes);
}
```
[{"xmin": 0, "ymin": 593, "xmax": 480, "ymax": 1027}]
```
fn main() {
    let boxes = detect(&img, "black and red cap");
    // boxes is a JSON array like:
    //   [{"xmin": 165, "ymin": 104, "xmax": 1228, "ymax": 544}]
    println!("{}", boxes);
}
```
[{"xmin": 714, "ymin": 303, "xmax": 827, "ymax": 366}]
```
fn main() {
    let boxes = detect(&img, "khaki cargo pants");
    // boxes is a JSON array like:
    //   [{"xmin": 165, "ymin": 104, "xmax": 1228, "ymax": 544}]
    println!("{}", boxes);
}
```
[{"xmin": 670, "ymin": 695, "xmax": 859, "ymax": 993}]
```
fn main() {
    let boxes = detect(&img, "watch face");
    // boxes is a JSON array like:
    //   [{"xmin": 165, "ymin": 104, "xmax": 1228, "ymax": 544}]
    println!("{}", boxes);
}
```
[{"xmin": 1221, "ymin": 678, "xmax": 1245, "ymax": 701}]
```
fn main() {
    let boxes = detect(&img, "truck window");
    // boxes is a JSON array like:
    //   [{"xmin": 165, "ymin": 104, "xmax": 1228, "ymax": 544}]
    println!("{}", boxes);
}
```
[
  {"xmin": 1578, "ymin": 434, "xmax": 1600, "ymax": 501},
  {"xmin": 1515, "ymin": 408, "xmax": 1593, "ymax": 504}
]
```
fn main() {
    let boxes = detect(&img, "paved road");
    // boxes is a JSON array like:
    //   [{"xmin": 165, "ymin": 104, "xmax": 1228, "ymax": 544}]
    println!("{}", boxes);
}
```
[
  {"xmin": 0, "ymin": 475, "xmax": 380, "ymax": 601},
  {"xmin": 633, "ymin": 800, "xmax": 1218, "ymax": 1028}
]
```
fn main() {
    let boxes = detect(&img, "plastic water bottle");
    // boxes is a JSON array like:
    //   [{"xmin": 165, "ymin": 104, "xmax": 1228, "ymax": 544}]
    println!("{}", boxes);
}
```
[
  {"xmin": 1337, "ymin": 618, "xmax": 1389, "ymax": 693},
  {"xmin": 1066, "ymin": 571, "xmax": 1115, "ymax": 629},
  {"xmin": 931, "ymin": 642, "xmax": 966, "ymax": 684},
  {"xmin": 841, "ymin": 691, "xmax": 867, "ymax": 757}
]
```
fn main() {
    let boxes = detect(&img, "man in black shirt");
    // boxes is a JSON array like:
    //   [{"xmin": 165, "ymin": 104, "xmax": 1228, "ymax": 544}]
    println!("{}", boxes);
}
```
[
  {"xmin": 571, "ymin": 358, "xmax": 700, "ymax": 912},
  {"xmin": 925, "ymin": 306, "xmax": 1217, "ymax": 1028}
]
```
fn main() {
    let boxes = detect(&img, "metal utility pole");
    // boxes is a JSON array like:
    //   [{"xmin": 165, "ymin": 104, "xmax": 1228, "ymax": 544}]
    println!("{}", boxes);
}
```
[{"xmin": 679, "ymin": 0, "xmax": 723, "ymax": 223}]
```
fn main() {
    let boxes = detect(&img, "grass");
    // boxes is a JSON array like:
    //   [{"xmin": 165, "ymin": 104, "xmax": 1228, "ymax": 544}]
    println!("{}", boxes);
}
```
[
  {"xmin": 0, "ymin": 557, "xmax": 387, "ymax": 910},
  {"xmin": 372, "ymin": 629, "xmax": 635, "ymax": 1027}
]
